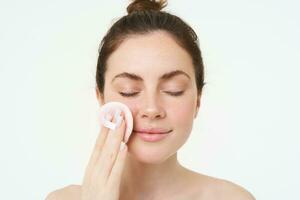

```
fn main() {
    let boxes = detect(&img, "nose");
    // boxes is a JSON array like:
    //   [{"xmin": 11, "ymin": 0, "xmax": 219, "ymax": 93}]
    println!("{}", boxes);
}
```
[{"xmin": 138, "ymin": 92, "xmax": 166, "ymax": 120}]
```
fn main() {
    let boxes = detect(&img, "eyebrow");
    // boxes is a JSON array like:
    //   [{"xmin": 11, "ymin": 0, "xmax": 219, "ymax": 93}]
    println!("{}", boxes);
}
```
[{"xmin": 111, "ymin": 70, "xmax": 191, "ymax": 83}]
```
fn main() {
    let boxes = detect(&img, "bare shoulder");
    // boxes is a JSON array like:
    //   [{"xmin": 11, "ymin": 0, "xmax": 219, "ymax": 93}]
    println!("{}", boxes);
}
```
[
  {"xmin": 45, "ymin": 184, "xmax": 81, "ymax": 200},
  {"xmin": 215, "ymin": 178, "xmax": 256, "ymax": 200},
  {"xmin": 183, "ymin": 170, "xmax": 255, "ymax": 200}
]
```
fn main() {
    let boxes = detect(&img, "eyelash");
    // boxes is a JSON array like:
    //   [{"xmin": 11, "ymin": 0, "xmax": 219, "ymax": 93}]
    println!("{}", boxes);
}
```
[{"xmin": 119, "ymin": 91, "xmax": 184, "ymax": 97}]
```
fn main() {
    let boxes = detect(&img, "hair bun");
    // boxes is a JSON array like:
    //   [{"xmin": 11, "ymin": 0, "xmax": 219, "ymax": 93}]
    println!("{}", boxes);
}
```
[{"xmin": 127, "ymin": 0, "xmax": 167, "ymax": 14}]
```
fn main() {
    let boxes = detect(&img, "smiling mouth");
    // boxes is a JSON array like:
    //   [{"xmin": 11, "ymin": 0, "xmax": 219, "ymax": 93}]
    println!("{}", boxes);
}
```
[
  {"xmin": 133, "ymin": 129, "xmax": 172, "ymax": 134},
  {"xmin": 133, "ymin": 130, "xmax": 172, "ymax": 142}
]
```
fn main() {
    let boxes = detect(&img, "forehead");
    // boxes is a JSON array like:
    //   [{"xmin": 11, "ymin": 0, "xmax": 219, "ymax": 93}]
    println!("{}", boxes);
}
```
[{"xmin": 105, "ymin": 31, "xmax": 194, "ymax": 82}]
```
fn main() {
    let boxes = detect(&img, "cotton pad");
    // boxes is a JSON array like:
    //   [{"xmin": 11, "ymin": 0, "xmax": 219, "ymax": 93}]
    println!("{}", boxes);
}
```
[{"xmin": 99, "ymin": 101, "xmax": 133, "ymax": 143}]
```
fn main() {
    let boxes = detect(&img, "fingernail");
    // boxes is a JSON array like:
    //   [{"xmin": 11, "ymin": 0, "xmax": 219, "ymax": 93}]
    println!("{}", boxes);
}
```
[
  {"xmin": 120, "ymin": 142, "xmax": 126, "ymax": 151},
  {"xmin": 105, "ymin": 113, "xmax": 113, "ymax": 121},
  {"xmin": 115, "ymin": 115, "xmax": 123, "ymax": 129},
  {"xmin": 114, "ymin": 109, "xmax": 121, "ymax": 120}
]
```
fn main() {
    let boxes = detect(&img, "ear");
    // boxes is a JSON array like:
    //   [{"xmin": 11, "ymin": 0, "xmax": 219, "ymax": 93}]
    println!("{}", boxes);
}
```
[
  {"xmin": 95, "ymin": 87, "xmax": 104, "ymax": 106},
  {"xmin": 194, "ymin": 95, "xmax": 201, "ymax": 118}
]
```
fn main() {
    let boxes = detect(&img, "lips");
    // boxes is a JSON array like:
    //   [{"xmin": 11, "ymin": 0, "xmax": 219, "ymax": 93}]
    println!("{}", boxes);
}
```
[
  {"xmin": 134, "ymin": 128, "xmax": 172, "ymax": 142},
  {"xmin": 133, "ymin": 128, "xmax": 172, "ymax": 134}
]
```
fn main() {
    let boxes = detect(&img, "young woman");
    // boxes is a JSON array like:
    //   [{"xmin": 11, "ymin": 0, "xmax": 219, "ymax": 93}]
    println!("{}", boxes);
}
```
[{"xmin": 46, "ymin": 0, "xmax": 255, "ymax": 199}]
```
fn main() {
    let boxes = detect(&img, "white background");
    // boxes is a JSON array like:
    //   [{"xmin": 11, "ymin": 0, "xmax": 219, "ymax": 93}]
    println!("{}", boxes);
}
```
[{"xmin": 0, "ymin": 0, "xmax": 299, "ymax": 199}]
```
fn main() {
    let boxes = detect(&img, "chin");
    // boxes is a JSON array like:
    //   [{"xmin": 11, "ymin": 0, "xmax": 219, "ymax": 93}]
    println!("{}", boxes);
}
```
[{"xmin": 126, "ymin": 137, "xmax": 173, "ymax": 165}]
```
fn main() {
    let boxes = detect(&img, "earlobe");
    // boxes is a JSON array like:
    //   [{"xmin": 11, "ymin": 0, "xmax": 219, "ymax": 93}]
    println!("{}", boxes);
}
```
[
  {"xmin": 194, "ymin": 96, "xmax": 201, "ymax": 118},
  {"xmin": 95, "ymin": 87, "xmax": 104, "ymax": 106},
  {"xmin": 194, "ymin": 107, "xmax": 199, "ymax": 118}
]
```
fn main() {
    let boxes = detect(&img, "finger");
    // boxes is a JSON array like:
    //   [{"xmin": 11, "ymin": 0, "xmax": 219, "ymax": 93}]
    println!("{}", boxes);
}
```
[
  {"xmin": 83, "ymin": 114, "xmax": 113, "ymax": 184},
  {"xmin": 90, "ymin": 113, "xmax": 120, "ymax": 186},
  {"xmin": 107, "ymin": 142, "xmax": 127, "ymax": 188},
  {"xmin": 95, "ymin": 113, "xmax": 126, "ymax": 183}
]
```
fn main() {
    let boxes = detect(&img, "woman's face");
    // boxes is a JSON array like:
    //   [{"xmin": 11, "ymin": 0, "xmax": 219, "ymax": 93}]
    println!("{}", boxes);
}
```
[{"xmin": 97, "ymin": 31, "xmax": 200, "ymax": 164}]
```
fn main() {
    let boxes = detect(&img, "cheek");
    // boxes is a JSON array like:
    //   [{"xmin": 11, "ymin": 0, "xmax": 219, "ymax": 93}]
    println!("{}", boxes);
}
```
[
  {"xmin": 168, "ymin": 97, "xmax": 195, "ymax": 133},
  {"xmin": 118, "ymin": 99, "xmax": 138, "ymax": 112},
  {"xmin": 107, "ymin": 98, "xmax": 139, "ymax": 121}
]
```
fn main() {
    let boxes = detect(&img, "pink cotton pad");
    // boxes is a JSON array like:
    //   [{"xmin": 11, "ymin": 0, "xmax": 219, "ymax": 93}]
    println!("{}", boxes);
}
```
[{"xmin": 99, "ymin": 101, "xmax": 133, "ymax": 143}]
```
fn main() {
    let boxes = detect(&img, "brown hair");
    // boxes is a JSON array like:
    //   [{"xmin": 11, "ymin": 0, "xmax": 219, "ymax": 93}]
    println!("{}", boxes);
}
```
[{"xmin": 96, "ymin": 0, "xmax": 205, "ymax": 98}]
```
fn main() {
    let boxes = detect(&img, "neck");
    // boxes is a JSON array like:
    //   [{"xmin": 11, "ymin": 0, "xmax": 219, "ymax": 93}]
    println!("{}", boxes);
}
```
[{"xmin": 120, "ymin": 152, "xmax": 186, "ymax": 199}]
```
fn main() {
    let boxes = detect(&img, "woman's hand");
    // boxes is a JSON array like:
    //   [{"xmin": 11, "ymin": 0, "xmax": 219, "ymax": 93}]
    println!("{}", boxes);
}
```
[{"xmin": 81, "ymin": 113, "xmax": 128, "ymax": 200}]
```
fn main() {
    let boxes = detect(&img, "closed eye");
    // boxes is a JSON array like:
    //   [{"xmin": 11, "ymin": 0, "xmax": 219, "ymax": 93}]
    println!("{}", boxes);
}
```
[
  {"xmin": 165, "ymin": 91, "xmax": 184, "ymax": 96},
  {"xmin": 119, "ymin": 91, "xmax": 184, "ymax": 97},
  {"xmin": 119, "ymin": 92, "xmax": 139, "ymax": 97}
]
